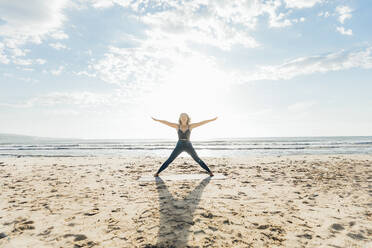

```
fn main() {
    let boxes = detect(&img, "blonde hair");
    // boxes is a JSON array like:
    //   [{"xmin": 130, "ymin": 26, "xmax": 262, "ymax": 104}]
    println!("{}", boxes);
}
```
[{"xmin": 178, "ymin": 113, "xmax": 191, "ymax": 126}]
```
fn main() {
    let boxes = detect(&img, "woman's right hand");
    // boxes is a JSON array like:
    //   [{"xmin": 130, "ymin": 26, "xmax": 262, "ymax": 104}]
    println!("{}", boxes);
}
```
[{"xmin": 151, "ymin": 116, "xmax": 159, "ymax": 121}]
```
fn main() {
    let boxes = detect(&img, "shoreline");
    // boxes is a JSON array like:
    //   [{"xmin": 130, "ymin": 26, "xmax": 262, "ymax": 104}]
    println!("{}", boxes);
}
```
[
  {"xmin": 1, "ymin": 152, "xmax": 372, "ymax": 158},
  {"xmin": 0, "ymin": 154, "xmax": 371, "ymax": 247}
]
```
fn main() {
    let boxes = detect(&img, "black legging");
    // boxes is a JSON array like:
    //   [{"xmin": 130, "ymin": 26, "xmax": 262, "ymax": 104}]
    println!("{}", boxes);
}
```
[{"xmin": 156, "ymin": 140, "xmax": 211, "ymax": 174}]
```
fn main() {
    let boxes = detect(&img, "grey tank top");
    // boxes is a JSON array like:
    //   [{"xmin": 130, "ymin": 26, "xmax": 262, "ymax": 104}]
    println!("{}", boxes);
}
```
[{"xmin": 177, "ymin": 125, "xmax": 190, "ymax": 140}]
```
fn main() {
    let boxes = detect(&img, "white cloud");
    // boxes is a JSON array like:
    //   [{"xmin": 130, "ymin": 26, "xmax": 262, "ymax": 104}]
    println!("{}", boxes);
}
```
[
  {"xmin": 138, "ymin": 1, "xmax": 261, "ymax": 50},
  {"xmin": 288, "ymin": 101, "xmax": 316, "ymax": 112},
  {"xmin": 49, "ymin": 42, "xmax": 68, "ymax": 50},
  {"xmin": 81, "ymin": 0, "xmax": 317, "ymax": 51},
  {"xmin": 0, "ymin": 40, "xmax": 47, "ymax": 65},
  {"xmin": 88, "ymin": 42, "xmax": 235, "ymax": 112},
  {"xmin": 334, "ymin": 6, "xmax": 353, "ymax": 36},
  {"xmin": 336, "ymin": 5, "xmax": 352, "ymax": 24},
  {"xmin": 51, "ymin": 66, "xmax": 64, "ymax": 75},
  {"xmin": 336, "ymin": 26, "xmax": 352, "ymax": 36},
  {"xmin": 284, "ymin": 0, "xmax": 322, "ymax": 9},
  {"xmin": 31, "ymin": 91, "xmax": 111, "ymax": 106},
  {"xmin": 0, "ymin": 0, "xmax": 69, "ymax": 66},
  {"xmin": 1, "ymin": 72, "xmax": 39, "ymax": 83},
  {"xmin": 318, "ymin": 11, "xmax": 330, "ymax": 18},
  {"xmin": 36, "ymin": 59, "xmax": 47, "ymax": 65},
  {"xmin": 238, "ymin": 47, "xmax": 372, "ymax": 82},
  {"xmin": 95, "ymin": 45, "xmax": 371, "ymax": 88},
  {"xmin": 84, "ymin": 0, "xmax": 324, "ymax": 100},
  {"xmin": 81, "ymin": 0, "xmax": 117, "ymax": 9},
  {"xmin": 47, "ymin": 1, "xmax": 365, "ymax": 100},
  {"xmin": 13, "ymin": 58, "xmax": 33, "ymax": 66},
  {"xmin": 11, "ymin": 48, "xmax": 30, "ymax": 57},
  {"xmin": 74, "ymin": 70, "xmax": 96, "ymax": 77},
  {"xmin": 264, "ymin": 1, "xmax": 293, "ymax": 28},
  {"xmin": 50, "ymin": 30, "xmax": 69, "ymax": 40},
  {"xmin": 2, "ymin": 55, "xmax": 46, "ymax": 66},
  {"xmin": 0, "ymin": 43, "xmax": 10, "ymax": 64},
  {"xmin": 0, "ymin": 0, "xmax": 69, "ymax": 44},
  {"xmin": 0, "ymin": 90, "xmax": 134, "ymax": 109},
  {"xmin": 91, "ymin": 45, "xmax": 176, "ymax": 97},
  {"xmin": 292, "ymin": 17, "xmax": 305, "ymax": 23}
]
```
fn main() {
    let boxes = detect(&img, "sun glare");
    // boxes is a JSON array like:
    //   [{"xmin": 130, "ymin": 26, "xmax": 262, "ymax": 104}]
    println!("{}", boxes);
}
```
[{"xmin": 138, "ymin": 57, "xmax": 230, "ymax": 118}]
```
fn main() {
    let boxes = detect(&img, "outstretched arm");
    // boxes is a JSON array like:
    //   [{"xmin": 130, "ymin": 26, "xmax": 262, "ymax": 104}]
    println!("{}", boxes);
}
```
[
  {"xmin": 189, "ymin": 117, "xmax": 218, "ymax": 129},
  {"xmin": 151, "ymin": 116, "xmax": 178, "ymax": 129}
]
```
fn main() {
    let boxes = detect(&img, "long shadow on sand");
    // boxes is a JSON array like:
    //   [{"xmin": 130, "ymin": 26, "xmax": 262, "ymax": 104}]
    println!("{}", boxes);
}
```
[{"xmin": 153, "ymin": 176, "xmax": 211, "ymax": 247}]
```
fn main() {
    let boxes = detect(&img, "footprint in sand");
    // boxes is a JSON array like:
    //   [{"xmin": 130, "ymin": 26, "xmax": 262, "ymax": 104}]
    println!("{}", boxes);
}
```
[
  {"xmin": 347, "ymin": 232, "xmax": 366, "ymax": 240},
  {"xmin": 63, "ymin": 233, "xmax": 87, "ymax": 241},
  {"xmin": 37, "ymin": 226, "xmax": 54, "ymax": 236},
  {"xmin": 63, "ymin": 233, "xmax": 98, "ymax": 247},
  {"xmin": 201, "ymin": 212, "xmax": 214, "ymax": 219},
  {"xmin": 11, "ymin": 217, "xmax": 35, "ymax": 233},
  {"xmin": 84, "ymin": 207, "xmax": 99, "ymax": 216},
  {"xmin": 257, "ymin": 224, "xmax": 269, "ymax": 230},
  {"xmin": 296, "ymin": 233, "xmax": 312, "ymax": 239},
  {"xmin": 330, "ymin": 223, "xmax": 345, "ymax": 231}
]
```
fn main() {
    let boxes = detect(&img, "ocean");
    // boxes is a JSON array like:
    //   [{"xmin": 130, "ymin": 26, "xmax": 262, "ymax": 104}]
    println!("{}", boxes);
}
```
[{"xmin": 0, "ymin": 135, "xmax": 371, "ymax": 157}]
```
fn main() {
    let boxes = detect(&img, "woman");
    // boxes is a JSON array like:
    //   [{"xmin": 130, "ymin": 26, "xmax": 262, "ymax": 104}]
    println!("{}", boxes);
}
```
[{"xmin": 151, "ymin": 113, "xmax": 217, "ymax": 177}]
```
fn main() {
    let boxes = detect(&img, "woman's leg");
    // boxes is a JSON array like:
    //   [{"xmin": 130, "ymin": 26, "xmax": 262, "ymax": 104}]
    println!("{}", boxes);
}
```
[
  {"xmin": 156, "ymin": 142, "xmax": 183, "ymax": 175},
  {"xmin": 185, "ymin": 142, "xmax": 212, "ymax": 174}
]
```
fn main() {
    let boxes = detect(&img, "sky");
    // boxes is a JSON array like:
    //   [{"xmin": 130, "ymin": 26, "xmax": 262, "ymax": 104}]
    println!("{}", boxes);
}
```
[{"xmin": 0, "ymin": 0, "xmax": 371, "ymax": 140}]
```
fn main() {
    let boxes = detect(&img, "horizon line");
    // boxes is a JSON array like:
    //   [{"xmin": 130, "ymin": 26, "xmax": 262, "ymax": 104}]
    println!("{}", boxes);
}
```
[{"xmin": 1, "ymin": 132, "xmax": 372, "ymax": 141}]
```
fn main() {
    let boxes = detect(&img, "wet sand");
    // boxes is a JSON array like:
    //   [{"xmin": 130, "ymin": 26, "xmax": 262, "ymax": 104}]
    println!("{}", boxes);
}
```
[{"xmin": 0, "ymin": 154, "xmax": 371, "ymax": 247}]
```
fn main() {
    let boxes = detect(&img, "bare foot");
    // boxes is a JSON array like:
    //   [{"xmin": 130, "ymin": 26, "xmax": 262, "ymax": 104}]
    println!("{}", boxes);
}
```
[
  {"xmin": 154, "ymin": 173, "xmax": 159, "ymax": 177},
  {"xmin": 209, "ymin": 172, "xmax": 214, "ymax": 176}
]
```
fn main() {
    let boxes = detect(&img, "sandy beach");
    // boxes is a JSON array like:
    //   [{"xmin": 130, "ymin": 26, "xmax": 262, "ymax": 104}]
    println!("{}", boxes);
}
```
[{"xmin": 0, "ymin": 154, "xmax": 371, "ymax": 247}]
